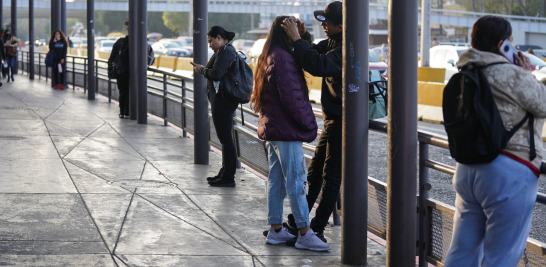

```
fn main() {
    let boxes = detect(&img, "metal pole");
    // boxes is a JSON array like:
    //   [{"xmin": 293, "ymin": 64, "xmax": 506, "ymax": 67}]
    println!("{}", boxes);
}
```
[
  {"xmin": 29, "ymin": 0, "xmax": 34, "ymax": 80},
  {"xmin": 10, "ymin": 0, "xmax": 16, "ymax": 74},
  {"xmin": 61, "ymin": 0, "xmax": 67, "ymax": 87},
  {"xmin": 387, "ymin": 0, "xmax": 419, "ymax": 265},
  {"xmin": 0, "ymin": 0, "xmax": 3, "ymax": 31},
  {"xmin": 136, "ymin": 0, "xmax": 147, "ymax": 124},
  {"xmin": 341, "ymin": 0, "xmax": 369, "ymax": 265},
  {"xmin": 418, "ymin": 142, "xmax": 430, "ymax": 267},
  {"xmin": 181, "ymin": 79, "xmax": 187, "ymax": 137},
  {"xmin": 232, "ymin": 110, "xmax": 241, "ymax": 169},
  {"xmin": 163, "ymin": 74, "xmax": 168, "ymax": 126},
  {"xmin": 87, "ymin": 0, "xmax": 95, "ymax": 100},
  {"xmin": 420, "ymin": 0, "xmax": 431, "ymax": 67},
  {"xmin": 129, "ymin": 0, "xmax": 137, "ymax": 120},
  {"xmin": 193, "ymin": 0, "xmax": 209, "ymax": 164}
]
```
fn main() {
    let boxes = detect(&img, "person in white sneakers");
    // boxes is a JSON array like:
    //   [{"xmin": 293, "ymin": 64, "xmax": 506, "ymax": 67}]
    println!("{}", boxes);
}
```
[{"xmin": 251, "ymin": 16, "xmax": 330, "ymax": 252}]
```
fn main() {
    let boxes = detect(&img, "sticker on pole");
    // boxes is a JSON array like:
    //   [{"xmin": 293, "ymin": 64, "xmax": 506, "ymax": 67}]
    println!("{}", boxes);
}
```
[{"xmin": 349, "ymin": 84, "xmax": 359, "ymax": 93}]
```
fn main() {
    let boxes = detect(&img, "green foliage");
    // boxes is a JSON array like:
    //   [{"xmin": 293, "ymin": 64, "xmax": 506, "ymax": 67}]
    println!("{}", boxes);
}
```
[
  {"xmin": 456, "ymin": 0, "xmax": 546, "ymax": 16},
  {"xmin": 163, "ymin": 12, "xmax": 190, "ymax": 36},
  {"xmin": 148, "ymin": 12, "xmax": 178, "ymax": 38},
  {"xmin": 95, "ymin": 11, "xmax": 127, "ymax": 35}
]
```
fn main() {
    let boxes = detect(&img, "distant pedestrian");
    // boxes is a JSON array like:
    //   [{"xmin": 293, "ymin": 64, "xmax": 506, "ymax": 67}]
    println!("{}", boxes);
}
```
[
  {"xmin": 0, "ymin": 29, "xmax": 5, "ymax": 87},
  {"xmin": 251, "ymin": 16, "xmax": 329, "ymax": 251},
  {"xmin": 281, "ymin": 0, "xmax": 343, "ymax": 245},
  {"xmin": 67, "ymin": 37, "xmax": 74, "ymax": 48},
  {"xmin": 191, "ymin": 26, "xmax": 238, "ymax": 187},
  {"xmin": 109, "ymin": 21, "xmax": 131, "ymax": 119},
  {"xmin": 3, "ymin": 29, "xmax": 20, "ymax": 83},
  {"xmin": 49, "ymin": 30, "xmax": 68, "ymax": 90},
  {"xmin": 444, "ymin": 15, "xmax": 546, "ymax": 267}
]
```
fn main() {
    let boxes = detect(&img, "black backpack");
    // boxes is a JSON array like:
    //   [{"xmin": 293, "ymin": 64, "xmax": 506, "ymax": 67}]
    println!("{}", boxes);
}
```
[
  {"xmin": 222, "ymin": 51, "xmax": 253, "ymax": 104},
  {"xmin": 108, "ymin": 38, "xmax": 127, "ymax": 79},
  {"xmin": 442, "ymin": 62, "xmax": 536, "ymax": 164}
]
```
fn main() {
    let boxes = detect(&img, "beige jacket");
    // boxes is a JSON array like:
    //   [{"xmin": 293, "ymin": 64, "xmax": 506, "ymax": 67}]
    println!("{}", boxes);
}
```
[
  {"xmin": 457, "ymin": 48, "xmax": 546, "ymax": 168},
  {"xmin": 4, "ymin": 36, "xmax": 20, "ymax": 48}
]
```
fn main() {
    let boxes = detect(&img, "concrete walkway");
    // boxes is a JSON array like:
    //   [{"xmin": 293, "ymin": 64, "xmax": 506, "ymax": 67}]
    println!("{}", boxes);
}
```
[{"xmin": 0, "ymin": 77, "xmax": 386, "ymax": 266}]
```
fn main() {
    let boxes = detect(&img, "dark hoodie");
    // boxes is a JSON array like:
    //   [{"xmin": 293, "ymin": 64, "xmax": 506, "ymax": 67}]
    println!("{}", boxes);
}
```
[
  {"xmin": 49, "ymin": 38, "xmax": 67, "ymax": 63},
  {"xmin": 293, "ymin": 31, "xmax": 343, "ymax": 120}
]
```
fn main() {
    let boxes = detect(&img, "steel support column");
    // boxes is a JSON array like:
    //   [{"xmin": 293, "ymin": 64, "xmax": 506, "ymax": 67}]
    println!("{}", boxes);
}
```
[
  {"xmin": 420, "ymin": 0, "xmax": 431, "ymax": 67},
  {"xmin": 61, "ymin": 0, "xmax": 66, "ymax": 34},
  {"xmin": 136, "ymin": 0, "xmax": 147, "ymax": 124},
  {"xmin": 0, "ymin": 0, "xmax": 3, "ymax": 30},
  {"xmin": 51, "ymin": 0, "xmax": 60, "ymax": 32},
  {"xmin": 87, "ymin": 0, "xmax": 95, "ymax": 100},
  {"xmin": 29, "ymin": 0, "xmax": 34, "ymax": 80},
  {"xmin": 129, "ymin": 0, "xmax": 137, "ymax": 120},
  {"xmin": 193, "ymin": 0, "xmax": 209, "ymax": 164},
  {"xmin": 10, "ymin": 0, "xmax": 16, "ymax": 74},
  {"xmin": 386, "ymin": 0, "xmax": 419, "ymax": 266},
  {"xmin": 341, "ymin": 0, "xmax": 369, "ymax": 264}
]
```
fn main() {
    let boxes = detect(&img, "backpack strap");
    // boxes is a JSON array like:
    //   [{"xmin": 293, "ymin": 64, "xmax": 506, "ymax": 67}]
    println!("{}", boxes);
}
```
[{"xmin": 507, "ymin": 112, "xmax": 536, "ymax": 161}]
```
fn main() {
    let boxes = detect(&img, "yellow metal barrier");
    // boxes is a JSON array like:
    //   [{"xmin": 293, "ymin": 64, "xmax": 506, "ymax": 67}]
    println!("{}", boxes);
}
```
[
  {"xmin": 159, "ymin": 56, "xmax": 177, "ymax": 71},
  {"xmin": 176, "ymin": 57, "xmax": 193, "ymax": 72},
  {"xmin": 418, "ymin": 67, "xmax": 446, "ymax": 83}
]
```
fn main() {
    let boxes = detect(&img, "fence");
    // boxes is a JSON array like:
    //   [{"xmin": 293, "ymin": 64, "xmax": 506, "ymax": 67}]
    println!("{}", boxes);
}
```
[{"xmin": 17, "ymin": 51, "xmax": 546, "ymax": 267}]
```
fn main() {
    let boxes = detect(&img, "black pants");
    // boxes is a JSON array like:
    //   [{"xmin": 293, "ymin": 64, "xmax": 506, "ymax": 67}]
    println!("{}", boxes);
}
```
[
  {"xmin": 306, "ymin": 119, "xmax": 342, "ymax": 231},
  {"xmin": 52, "ymin": 61, "xmax": 65, "ymax": 86},
  {"xmin": 208, "ymin": 89, "xmax": 238, "ymax": 179},
  {"xmin": 117, "ymin": 75, "xmax": 130, "ymax": 116}
]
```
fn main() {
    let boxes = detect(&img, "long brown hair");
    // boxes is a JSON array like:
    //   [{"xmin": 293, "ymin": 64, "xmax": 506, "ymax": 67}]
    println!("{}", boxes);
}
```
[
  {"xmin": 250, "ymin": 16, "xmax": 308, "ymax": 113},
  {"xmin": 49, "ymin": 30, "xmax": 68, "ymax": 47}
]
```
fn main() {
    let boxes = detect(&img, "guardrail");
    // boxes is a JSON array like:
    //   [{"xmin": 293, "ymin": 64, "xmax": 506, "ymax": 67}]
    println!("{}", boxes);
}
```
[{"xmin": 17, "ymin": 51, "xmax": 546, "ymax": 267}]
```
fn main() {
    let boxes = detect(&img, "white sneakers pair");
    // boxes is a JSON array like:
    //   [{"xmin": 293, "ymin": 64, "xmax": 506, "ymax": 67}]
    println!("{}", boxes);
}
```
[{"xmin": 266, "ymin": 226, "xmax": 331, "ymax": 251}]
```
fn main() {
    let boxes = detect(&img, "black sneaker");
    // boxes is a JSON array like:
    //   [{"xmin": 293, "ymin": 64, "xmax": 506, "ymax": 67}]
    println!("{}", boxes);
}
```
[
  {"xmin": 287, "ymin": 214, "xmax": 297, "ymax": 229},
  {"xmin": 208, "ymin": 177, "xmax": 235, "ymax": 187},
  {"xmin": 207, "ymin": 176, "xmax": 220, "ymax": 182},
  {"xmin": 286, "ymin": 236, "xmax": 297, "ymax": 246},
  {"xmin": 315, "ymin": 230, "xmax": 327, "ymax": 243},
  {"xmin": 263, "ymin": 223, "xmax": 296, "ymax": 237}
]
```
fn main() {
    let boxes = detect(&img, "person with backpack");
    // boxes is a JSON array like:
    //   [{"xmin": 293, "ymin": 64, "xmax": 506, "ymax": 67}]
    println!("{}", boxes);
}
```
[
  {"xmin": 278, "ymin": 1, "xmax": 343, "ymax": 245},
  {"xmin": 109, "ymin": 21, "xmax": 131, "ymax": 119},
  {"xmin": 443, "ymin": 15, "xmax": 546, "ymax": 267},
  {"xmin": 49, "ymin": 30, "xmax": 68, "ymax": 90},
  {"xmin": 191, "ymin": 26, "xmax": 239, "ymax": 187},
  {"xmin": 250, "ymin": 16, "xmax": 330, "ymax": 251},
  {"xmin": 3, "ymin": 29, "xmax": 19, "ymax": 83}
]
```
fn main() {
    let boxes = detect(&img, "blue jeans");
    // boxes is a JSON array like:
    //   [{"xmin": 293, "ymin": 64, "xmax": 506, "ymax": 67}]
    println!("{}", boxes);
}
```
[
  {"xmin": 6, "ymin": 56, "xmax": 15, "ymax": 77},
  {"xmin": 266, "ymin": 141, "xmax": 310, "ymax": 229},
  {"xmin": 444, "ymin": 154, "xmax": 538, "ymax": 267}
]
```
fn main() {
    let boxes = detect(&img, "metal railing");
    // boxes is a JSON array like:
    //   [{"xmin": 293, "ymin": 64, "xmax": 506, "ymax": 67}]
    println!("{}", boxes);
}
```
[{"xmin": 17, "ymin": 51, "xmax": 546, "ymax": 267}]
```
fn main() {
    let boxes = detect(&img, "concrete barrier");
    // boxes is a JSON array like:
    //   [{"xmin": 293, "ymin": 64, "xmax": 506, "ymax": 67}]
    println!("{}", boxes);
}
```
[{"xmin": 418, "ymin": 67, "xmax": 446, "ymax": 83}]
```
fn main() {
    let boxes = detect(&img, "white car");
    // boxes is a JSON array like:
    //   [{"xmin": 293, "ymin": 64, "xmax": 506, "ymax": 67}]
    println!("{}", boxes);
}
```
[
  {"xmin": 152, "ymin": 42, "xmax": 189, "ymax": 57},
  {"xmin": 98, "ymin": 40, "xmax": 115, "ymax": 52},
  {"xmin": 232, "ymin": 39, "xmax": 256, "ymax": 53},
  {"xmin": 248, "ymin": 39, "xmax": 266, "ymax": 64},
  {"xmin": 429, "ymin": 45, "xmax": 469, "ymax": 82}
]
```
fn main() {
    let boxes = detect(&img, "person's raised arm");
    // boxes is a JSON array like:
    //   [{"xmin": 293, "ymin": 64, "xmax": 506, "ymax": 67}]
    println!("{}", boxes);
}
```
[{"xmin": 200, "ymin": 47, "xmax": 236, "ymax": 81}]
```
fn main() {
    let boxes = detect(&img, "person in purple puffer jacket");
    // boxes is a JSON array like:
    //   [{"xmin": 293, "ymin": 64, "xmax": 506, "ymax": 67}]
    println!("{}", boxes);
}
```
[{"xmin": 250, "ymin": 16, "xmax": 330, "ymax": 252}]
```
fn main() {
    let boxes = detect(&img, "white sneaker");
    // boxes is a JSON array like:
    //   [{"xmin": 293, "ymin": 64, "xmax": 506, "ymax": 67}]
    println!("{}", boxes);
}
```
[
  {"xmin": 266, "ymin": 227, "xmax": 296, "ymax": 245},
  {"xmin": 295, "ymin": 231, "xmax": 331, "ymax": 251}
]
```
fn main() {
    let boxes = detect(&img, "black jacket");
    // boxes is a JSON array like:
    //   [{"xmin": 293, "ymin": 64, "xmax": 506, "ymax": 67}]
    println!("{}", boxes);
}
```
[
  {"xmin": 108, "ymin": 36, "xmax": 130, "ymax": 76},
  {"xmin": 0, "ymin": 41, "xmax": 5, "ymax": 62},
  {"xmin": 293, "ymin": 31, "xmax": 342, "ymax": 120},
  {"xmin": 49, "ymin": 39, "xmax": 68, "ymax": 63},
  {"xmin": 199, "ymin": 43, "xmax": 237, "ymax": 96}
]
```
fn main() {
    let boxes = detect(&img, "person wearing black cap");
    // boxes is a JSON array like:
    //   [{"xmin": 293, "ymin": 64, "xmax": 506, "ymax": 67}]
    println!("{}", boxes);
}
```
[
  {"xmin": 280, "ymin": 1, "xmax": 343, "ymax": 244},
  {"xmin": 109, "ymin": 21, "xmax": 131, "ymax": 118}
]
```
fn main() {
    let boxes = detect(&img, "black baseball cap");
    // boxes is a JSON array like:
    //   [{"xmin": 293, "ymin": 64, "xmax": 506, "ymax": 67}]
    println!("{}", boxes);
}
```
[{"xmin": 314, "ymin": 1, "xmax": 342, "ymax": 25}]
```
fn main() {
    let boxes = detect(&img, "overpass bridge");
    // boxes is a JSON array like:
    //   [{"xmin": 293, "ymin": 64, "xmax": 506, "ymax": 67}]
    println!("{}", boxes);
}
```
[{"xmin": 2, "ymin": 0, "xmax": 546, "ymax": 35}]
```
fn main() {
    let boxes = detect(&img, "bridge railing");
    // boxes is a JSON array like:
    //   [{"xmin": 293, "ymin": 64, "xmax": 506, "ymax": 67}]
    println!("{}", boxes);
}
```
[{"xmin": 17, "ymin": 51, "xmax": 546, "ymax": 267}]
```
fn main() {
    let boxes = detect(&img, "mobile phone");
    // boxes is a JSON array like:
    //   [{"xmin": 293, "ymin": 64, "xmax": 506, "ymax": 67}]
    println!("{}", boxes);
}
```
[{"xmin": 500, "ymin": 40, "xmax": 518, "ymax": 64}]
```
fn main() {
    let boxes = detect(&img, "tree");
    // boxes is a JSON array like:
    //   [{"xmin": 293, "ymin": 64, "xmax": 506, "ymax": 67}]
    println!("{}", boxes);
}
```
[
  {"xmin": 148, "ymin": 12, "xmax": 177, "ymax": 38},
  {"xmin": 163, "ymin": 12, "xmax": 190, "ymax": 36}
]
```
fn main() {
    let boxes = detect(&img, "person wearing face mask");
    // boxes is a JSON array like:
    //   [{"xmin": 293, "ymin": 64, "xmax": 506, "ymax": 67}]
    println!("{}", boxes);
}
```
[
  {"xmin": 191, "ymin": 26, "xmax": 238, "ymax": 187},
  {"xmin": 3, "ymin": 29, "xmax": 20, "ymax": 83},
  {"xmin": 49, "ymin": 30, "xmax": 68, "ymax": 90}
]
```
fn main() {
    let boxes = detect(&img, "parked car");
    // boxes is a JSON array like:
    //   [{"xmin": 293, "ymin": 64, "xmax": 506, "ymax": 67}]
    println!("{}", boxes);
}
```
[
  {"xmin": 35, "ymin": 39, "xmax": 47, "ymax": 46},
  {"xmin": 98, "ymin": 40, "xmax": 115, "ymax": 53},
  {"xmin": 232, "ymin": 39, "xmax": 255, "ymax": 53},
  {"xmin": 69, "ymin": 37, "xmax": 81, "ymax": 48},
  {"xmin": 248, "ymin": 38, "xmax": 266, "ymax": 64},
  {"xmin": 78, "ymin": 39, "xmax": 88, "ymax": 49},
  {"xmin": 152, "ymin": 42, "xmax": 189, "ymax": 57},
  {"xmin": 371, "ymin": 45, "xmax": 388, "ymax": 62},
  {"xmin": 516, "ymin": 44, "xmax": 543, "ymax": 52},
  {"xmin": 429, "ymin": 45, "xmax": 469, "ymax": 81},
  {"xmin": 177, "ymin": 36, "xmax": 193, "ymax": 46},
  {"xmin": 531, "ymin": 49, "xmax": 546, "ymax": 61},
  {"xmin": 159, "ymin": 39, "xmax": 193, "ymax": 56}
]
